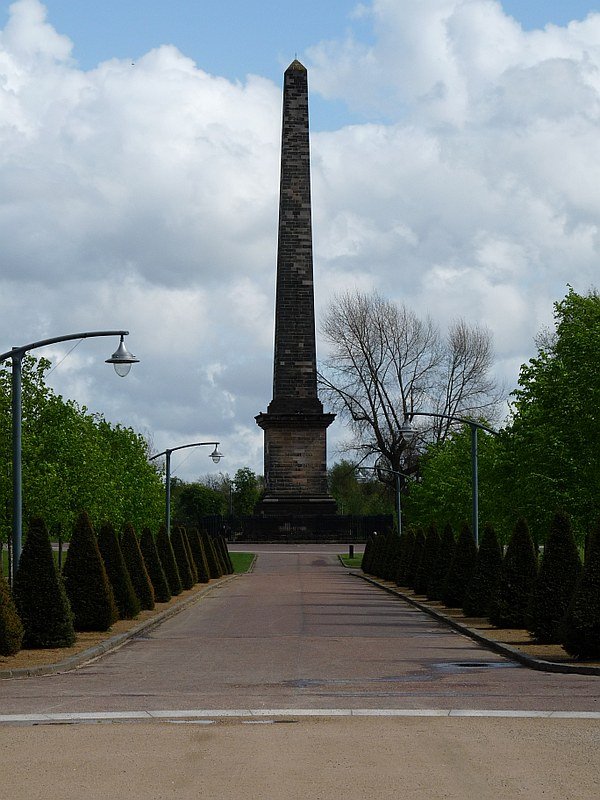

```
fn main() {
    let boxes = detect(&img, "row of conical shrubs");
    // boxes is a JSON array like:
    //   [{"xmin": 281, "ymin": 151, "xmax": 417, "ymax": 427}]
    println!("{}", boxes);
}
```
[
  {"xmin": 0, "ymin": 511, "xmax": 233, "ymax": 657},
  {"xmin": 362, "ymin": 511, "xmax": 600, "ymax": 659}
]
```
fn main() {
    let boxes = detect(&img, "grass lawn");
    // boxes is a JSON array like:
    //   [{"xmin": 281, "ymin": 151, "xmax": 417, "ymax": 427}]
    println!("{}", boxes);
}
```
[
  {"xmin": 229, "ymin": 552, "xmax": 255, "ymax": 573},
  {"xmin": 339, "ymin": 555, "xmax": 363, "ymax": 568}
]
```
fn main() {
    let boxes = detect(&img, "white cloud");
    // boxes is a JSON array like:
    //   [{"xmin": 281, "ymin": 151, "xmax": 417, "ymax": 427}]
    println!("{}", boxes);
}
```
[{"xmin": 2, "ymin": 0, "xmax": 600, "ymax": 476}]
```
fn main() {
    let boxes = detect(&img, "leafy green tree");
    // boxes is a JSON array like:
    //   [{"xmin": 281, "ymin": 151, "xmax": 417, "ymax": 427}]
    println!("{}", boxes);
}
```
[
  {"xmin": 328, "ymin": 461, "xmax": 393, "ymax": 516},
  {"xmin": 490, "ymin": 518, "xmax": 538, "ymax": 628},
  {"xmin": 232, "ymin": 468, "xmax": 262, "ymax": 515},
  {"xmin": 443, "ymin": 523, "xmax": 477, "ymax": 608},
  {"xmin": 98, "ymin": 522, "xmax": 140, "ymax": 620},
  {"xmin": 0, "ymin": 571, "xmax": 23, "ymax": 656},
  {"xmin": 63, "ymin": 511, "xmax": 117, "ymax": 632},
  {"xmin": 156, "ymin": 524, "xmax": 182, "ymax": 596},
  {"xmin": 463, "ymin": 522, "xmax": 503, "ymax": 617},
  {"xmin": 172, "ymin": 482, "xmax": 226, "ymax": 527},
  {"xmin": 139, "ymin": 527, "xmax": 171, "ymax": 603},
  {"xmin": 120, "ymin": 523, "xmax": 155, "ymax": 610},
  {"xmin": 500, "ymin": 288, "xmax": 600, "ymax": 544},
  {"xmin": 562, "ymin": 521, "xmax": 600, "ymax": 658}
]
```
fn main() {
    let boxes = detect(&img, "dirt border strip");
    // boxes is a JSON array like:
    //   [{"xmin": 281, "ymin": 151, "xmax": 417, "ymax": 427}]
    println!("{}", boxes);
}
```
[
  {"xmin": 0, "ymin": 575, "xmax": 239, "ymax": 680},
  {"xmin": 353, "ymin": 572, "xmax": 600, "ymax": 677}
]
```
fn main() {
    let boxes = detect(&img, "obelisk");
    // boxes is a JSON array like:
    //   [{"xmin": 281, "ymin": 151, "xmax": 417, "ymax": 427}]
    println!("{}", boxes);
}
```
[{"xmin": 255, "ymin": 59, "xmax": 337, "ymax": 516}]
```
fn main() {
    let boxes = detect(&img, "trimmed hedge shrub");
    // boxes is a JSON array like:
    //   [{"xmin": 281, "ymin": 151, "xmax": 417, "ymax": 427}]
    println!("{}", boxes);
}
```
[
  {"xmin": 395, "ymin": 528, "xmax": 415, "ymax": 586},
  {"xmin": 121, "ymin": 523, "xmax": 155, "ymax": 610},
  {"xmin": 0, "ymin": 570, "xmax": 24, "ymax": 656},
  {"xmin": 171, "ymin": 526, "xmax": 195, "ymax": 590},
  {"xmin": 562, "ymin": 521, "xmax": 600, "ymax": 659},
  {"xmin": 407, "ymin": 527, "xmax": 426, "ymax": 589},
  {"xmin": 490, "ymin": 517, "xmax": 537, "ymax": 629},
  {"xmin": 415, "ymin": 525, "xmax": 440, "ymax": 595},
  {"xmin": 140, "ymin": 527, "xmax": 171, "ymax": 603},
  {"xmin": 218, "ymin": 536, "xmax": 234, "ymax": 574},
  {"xmin": 528, "ymin": 511, "xmax": 581, "ymax": 643},
  {"xmin": 463, "ymin": 522, "xmax": 502, "ymax": 617},
  {"xmin": 443, "ymin": 522, "xmax": 477, "ymax": 608},
  {"xmin": 63, "ymin": 511, "xmax": 117, "ymax": 632},
  {"xmin": 98, "ymin": 522, "xmax": 140, "ymax": 620},
  {"xmin": 201, "ymin": 530, "xmax": 224, "ymax": 579},
  {"xmin": 13, "ymin": 516, "xmax": 74, "ymax": 648},
  {"xmin": 182, "ymin": 528, "xmax": 198, "ymax": 584},
  {"xmin": 427, "ymin": 523, "xmax": 455, "ymax": 600},
  {"xmin": 188, "ymin": 528, "xmax": 210, "ymax": 583},
  {"xmin": 156, "ymin": 524, "xmax": 182, "ymax": 596}
]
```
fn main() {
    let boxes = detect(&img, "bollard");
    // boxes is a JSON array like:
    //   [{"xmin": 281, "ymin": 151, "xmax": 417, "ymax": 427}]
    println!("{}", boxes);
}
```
[{"xmin": 349, "ymin": 544, "xmax": 354, "ymax": 559}]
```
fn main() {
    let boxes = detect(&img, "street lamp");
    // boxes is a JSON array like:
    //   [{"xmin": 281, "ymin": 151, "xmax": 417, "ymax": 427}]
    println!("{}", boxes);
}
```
[
  {"xmin": 149, "ymin": 442, "xmax": 223, "ymax": 535},
  {"xmin": 0, "ymin": 330, "xmax": 139, "ymax": 579},
  {"xmin": 400, "ymin": 412, "xmax": 498, "ymax": 547},
  {"xmin": 357, "ymin": 463, "xmax": 407, "ymax": 537}
]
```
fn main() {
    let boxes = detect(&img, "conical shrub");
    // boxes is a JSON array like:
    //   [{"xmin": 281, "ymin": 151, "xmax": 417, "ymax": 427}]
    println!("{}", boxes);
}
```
[
  {"xmin": 14, "ymin": 516, "xmax": 75, "ymax": 648},
  {"xmin": 395, "ymin": 528, "xmax": 415, "ymax": 586},
  {"xmin": 443, "ymin": 522, "xmax": 477, "ymax": 608},
  {"xmin": 490, "ymin": 518, "xmax": 537, "ymax": 628},
  {"xmin": 528, "ymin": 511, "xmax": 581, "ymax": 643},
  {"xmin": 171, "ymin": 526, "xmax": 195, "ymax": 590},
  {"xmin": 216, "ymin": 535, "xmax": 234, "ymax": 574},
  {"xmin": 156, "ymin": 524, "xmax": 182, "ymax": 596},
  {"xmin": 120, "ymin": 523, "xmax": 155, "ymax": 610},
  {"xmin": 415, "ymin": 525, "xmax": 440, "ymax": 595},
  {"xmin": 361, "ymin": 534, "xmax": 376, "ymax": 574},
  {"xmin": 97, "ymin": 522, "xmax": 140, "ymax": 620},
  {"xmin": 181, "ymin": 528, "xmax": 198, "ymax": 584},
  {"xmin": 201, "ymin": 530, "xmax": 224, "ymax": 579},
  {"xmin": 463, "ymin": 522, "xmax": 502, "ymax": 617},
  {"xmin": 562, "ymin": 521, "xmax": 600, "ymax": 659},
  {"xmin": 0, "ymin": 570, "xmax": 24, "ymax": 656},
  {"xmin": 188, "ymin": 528, "xmax": 210, "ymax": 583},
  {"xmin": 427, "ymin": 523, "xmax": 455, "ymax": 600},
  {"xmin": 407, "ymin": 527, "xmax": 426, "ymax": 589},
  {"xmin": 63, "ymin": 511, "xmax": 117, "ymax": 632},
  {"xmin": 139, "ymin": 527, "xmax": 171, "ymax": 603}
]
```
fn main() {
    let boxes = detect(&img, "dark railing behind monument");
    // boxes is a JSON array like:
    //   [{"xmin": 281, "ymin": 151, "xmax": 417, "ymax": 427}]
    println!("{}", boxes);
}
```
[{"xmin": 192, "ymin": 514, "xmax": 394, "ymax": 543}]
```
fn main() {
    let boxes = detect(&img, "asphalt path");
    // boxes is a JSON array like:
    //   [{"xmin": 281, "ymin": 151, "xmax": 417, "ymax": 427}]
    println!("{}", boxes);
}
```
[{"xmin": 1, "ymin": 546, "xmax": 598, "ymax": 716}]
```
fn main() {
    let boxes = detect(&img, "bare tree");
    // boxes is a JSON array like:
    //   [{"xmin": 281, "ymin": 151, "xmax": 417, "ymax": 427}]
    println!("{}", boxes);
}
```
[{"xmin": 318, "ymin": 290, "xmax": 503, "ymax": 477}]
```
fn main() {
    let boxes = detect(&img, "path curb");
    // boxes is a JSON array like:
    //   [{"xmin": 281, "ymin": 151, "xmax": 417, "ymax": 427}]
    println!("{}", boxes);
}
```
[
  {"xmin": 0, "ymin": 574, "xmax": 238, "ymax": 680},
  {"xmin": 353, "ymin": 572, "xmax": 600, "ymax": 677}
]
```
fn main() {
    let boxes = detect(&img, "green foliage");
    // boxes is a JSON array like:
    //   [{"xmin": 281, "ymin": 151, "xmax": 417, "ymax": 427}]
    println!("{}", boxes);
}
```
[
  {"xmin": 156, "ymin": 524, "xmax": 182, "ymax": 596},
  {"xmin": 172, "ymin": 482, "xmax": 226, "ymax": 527},
  {"xmin": 232, "ymin": 468, "xmax": 262, "ymax": 515},
  {"xmin": 395, "ymin": 528, "xmax": 415, "ymax": 586},
  {"xmin": 562, "ymin": 522, "xmax": 600, "ymax": 658},
  {"xmin": 427, "ymin": 523, "xmax": 455, "ymax": 600},
  {"xmin": 361, "ymin": 534, "xmax": 376, "ymax": 575},
  {"xmin": 0, "ymin": 355, "xmax": 164, "ymax": 544},
  {"xmin": 182, "ymin": 528, "xmax": 199, "ymax": 584},
  {"xmin": 120, "ymin": 523, "xmax": 155, "ymax": 610},
  {"xmin": 328, "ymin": 461, "xmax": 394, "ymax": 516},
  {"xmin": 442, "ymin": 523, "xmax": 477, "ymax": 608},
  {"xmin": 527, "ymin": 511, "xmax": 581, "ymax": 643},
  {"xmin": 407, "ymin": 527, "xmax": 426, "ymax": 589},
  {"xmin": 490, "ymin": 518, "xmax": 538, "ymax": 628},
  {"xmin": 62, "ymin": 511, "xmax": 117, "ymax": 632},
  {"xmin": 0, "ymin": 570, "xmax": 24, "ymax": 656},
  {"xmin": 463, "ymin": 523, "xmax": 503, "ymax": 617},
  {"xmin": 171, "ymin": 527, "xmax": 195, "ymax": 590},
  {"xmin": 97, "ymin": 522, "xmax": 141, "ymax": 620},
  {"xmin": 215, "ymin": 535, "xmax": 234, "ymax": 574},
  {"xmin": 139, "ymin": 527, "xmax": 171, "ymax": 603},
  {"xmin": 415, "ymin": 525, "xmax": 440, "ymax": 595}
]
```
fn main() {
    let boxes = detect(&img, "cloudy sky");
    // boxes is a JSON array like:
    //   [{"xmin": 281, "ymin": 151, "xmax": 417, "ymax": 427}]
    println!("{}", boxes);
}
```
[{"xmin": 1, "ymin": 0, "xmax": 599, "ymax": 481}]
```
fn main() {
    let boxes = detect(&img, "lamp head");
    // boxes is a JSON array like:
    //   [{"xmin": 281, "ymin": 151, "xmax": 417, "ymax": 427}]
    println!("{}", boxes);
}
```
[
  {"xmin": 400, "ymin": 417, "xmax": 415, "ymax": 444},
  {"xmin": 210, "ymin": 444, "xmax": 223, "ymax": 463},
  {"xmin": 105, "ymin": 335, "xmax": 139, "ymax": 377}
]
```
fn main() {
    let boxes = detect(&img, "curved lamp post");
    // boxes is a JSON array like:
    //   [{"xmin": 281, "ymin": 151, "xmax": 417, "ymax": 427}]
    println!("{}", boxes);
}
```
[
  {"xmin": 149, "ymin": 442, "xmax": 223, "ymax": 535},
  {"xmin": 0, "ymin": 330, "xmax": 139, "ymax": 579},
  {"xmin": 357, "ymin": 463, "xmax": 408, "ymax": 537},
  {"xmin": 400, "ymin": 412, "xmax": 498, "ymax": 547}
]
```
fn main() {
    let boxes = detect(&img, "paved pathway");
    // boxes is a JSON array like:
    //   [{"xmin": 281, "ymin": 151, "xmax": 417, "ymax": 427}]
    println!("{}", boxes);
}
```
[{"xmin": 1, "ymin": 547, "xmax": 598, "ymax": 716}]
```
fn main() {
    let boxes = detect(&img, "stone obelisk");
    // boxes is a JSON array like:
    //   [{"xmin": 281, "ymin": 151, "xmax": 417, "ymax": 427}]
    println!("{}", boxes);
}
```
[{"xmin": 255, "ymin": 59, "xmax": 337, "ymax": 516}]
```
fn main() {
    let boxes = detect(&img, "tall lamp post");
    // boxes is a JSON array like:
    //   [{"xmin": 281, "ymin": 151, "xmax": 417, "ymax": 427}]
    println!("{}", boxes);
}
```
[
  {"xmin": 357, "ymin": 463, "xmax": 407, "ymax": 537},
  {"xmin": 149, "ymin": 442, "xmax": 223, "ymax": 535},
  {"xmin": 399, "ymin": 412, "xmax": 498, "ymax": 547},
  {"xmin": 0, "ymin": 330, "xmax": 139, "ymax": 579}
]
